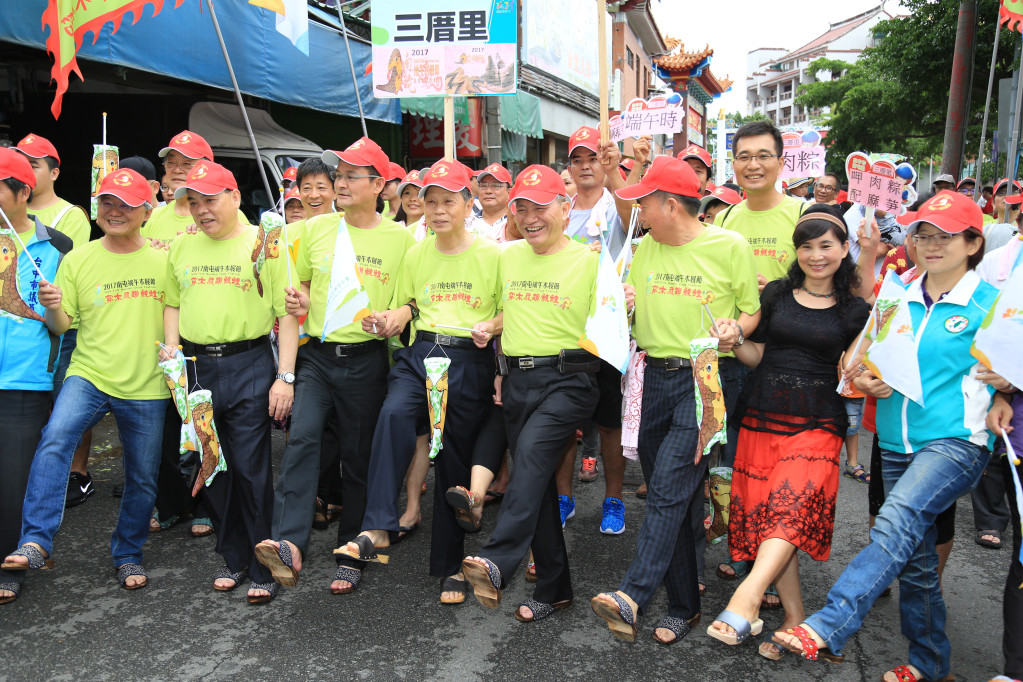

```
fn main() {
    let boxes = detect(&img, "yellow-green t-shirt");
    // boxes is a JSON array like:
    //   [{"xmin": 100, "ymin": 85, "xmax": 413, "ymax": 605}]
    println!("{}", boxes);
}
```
[
  {"xmin": 296, "ymin": 213, "xmax": 414, "ymax": 343},
  {"xmin": 719, "ymin": 195, "xmax": 805, "ymax": 282},
  {"xmin": 165, "ymin": 225, "xmax": 295, "ymax": 344},
  {"xmin": 29, "ymin": 198, "xmax": 91, "ymax": 249},
  {"xmin": 627, "ymin": 225, "xmax": 761, "ymax": 359},
  {"xmin": 143, "ymin": 202, "xmax": 249, "ymax": 243},
  {"xmin": 396, "ymin": 235, "xmax": 502, "ymax": 338},
  {"xmin": 285, "ymin": 218, "xmax": 305, "ymax": 265},
  {"xmin": 498, "ymin": 238, "xmax": 598, "ymax": 357},
  {"xmin": 983, "ymin": 213, "xmax": 996, "ymax": 226},
  {"xmin": 56, "ymin": 240, "xmax": 170, "ymax": 399}
]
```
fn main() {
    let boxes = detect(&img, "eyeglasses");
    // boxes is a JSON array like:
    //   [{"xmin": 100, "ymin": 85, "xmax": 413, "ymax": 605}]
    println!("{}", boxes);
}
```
[
  {"xmin": 733, "ymin": 153, "xmax": 778, "ymax": 164},
  {"xmin": 911, "ymin": 233, "xmax": 957, "ymax": 245},
  {"xmin": 959, "ymin": 188, "xmax": 975, "ymax": 196},
  {"xmin": 478, "ymin": 183, "xmax": 507, "ymax": 191},
  {"xmin": 99, "ymin": 199, "xmax": 139, "ymax": 212},
  {"xmin": 164, "ymin": 159, "xmax": 197, "ymax": 172},
  {"xmin": 816, "ymin": 185, "xmax": 838, "ymax": 193},
  {"xmin": 335, "ymin": 173, "xmax": 379, "ymax": 184}
]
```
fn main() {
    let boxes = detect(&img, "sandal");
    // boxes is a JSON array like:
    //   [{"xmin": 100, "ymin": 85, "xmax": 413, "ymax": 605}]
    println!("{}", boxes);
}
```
[
  {"xmin": 255, "ymin": 540, "xmax": 299, "ymax": 586},
  {"xmin": 652, "ymin": 614, "xmax": 701, "ymax": 645},
  {"xmin": 715, "ymin": 559, "xmax": 749, "ymax": 581},
  {"xmin": 461, "ymin": 557, "xmax": 502, "ymax": 609},
  {"xmin": 698, "ymin": 576, "xmax": 707, "ymax": 596},
  {"xmin": 312, "ymin": 498, "xmax": 331, "ymax": 531},
  {"xmin": 844, "ymin": 463, "xmax": 870, "ymax": 483},
  {"xmin": 882, "ymin": 664, "xmax": 955, "ymax": 681},
  {"xmin": 2, "ymin": 544, "xmax": 54, "ymax": 570},
  {"xmin": 706, "ymin": 609, "xmax": 764, "ymax": 645},
  {"xmin": 116, "ymin": 563, "xmax": 148, "ymax": 590},
  {"xmin": 761, "ymin": 584, "xmax": 782, "ymax": 610},
  {"xmin": 440, "ymin": 576, "xmax": 467, "ymax": 605},
  {"xmin": 0, "ymin": 581, "xmax": 20, "ymax": 605},
  {"xmin": 591, "ymin": 592, "xmax": 638, "ymax": 642},
  {"xmin": 778, "ymin": 625, "xmax": 844, "ymax": 663},
  {"xmin": 190, "ymin": 517, "xmax": 214, "ymax": 538},
  {"xmin": 331, "ymin": 565, "xmax": 361, "ymax": 595},
  {"xmin": 525, "ymin": 558, "xmax": 537, "ymax": 583},
  {"xmin": 759, "ymin": 635, "xmax": 787, "ymax": 661},
  {"xmin": 975, "ymin": 529, "xmax": 1003, "ymax": 549},
  {"xmin": 333, "ymin": 534, "xmax": 389, "ymax": 564},
  {"xmin": 247, "ymin": 581, "xmax": 278, "ymax": 604},
  {"xmin": 515, "ymin": 597, "xmax": 572, "ymax": 622},
  {"xmin": 446, "ymin": 486, "xmax": 482, "ymax": 533},
  {"xmin": 213, "ymin": 566, "xmax": 248, "ymax": 592},
  {"xmin": 149, "ymin": 510, "xmax": 180, "ymax": 533}
]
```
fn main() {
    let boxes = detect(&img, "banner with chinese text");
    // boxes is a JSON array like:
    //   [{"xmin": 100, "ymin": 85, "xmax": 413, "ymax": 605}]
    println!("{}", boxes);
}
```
[
  {"xmin": 610, "ymin": 96, "xmax": 684, "ymax": 143},
  {"xmin": 780, "ymin": 130, "xmax": 825, "ymax": 180}
]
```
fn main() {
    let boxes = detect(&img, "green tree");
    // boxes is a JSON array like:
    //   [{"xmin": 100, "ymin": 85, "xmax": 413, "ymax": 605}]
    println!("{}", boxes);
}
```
[{"xmin": 797, "ymin": 0, "xmax": 1017, "ymax": 179}]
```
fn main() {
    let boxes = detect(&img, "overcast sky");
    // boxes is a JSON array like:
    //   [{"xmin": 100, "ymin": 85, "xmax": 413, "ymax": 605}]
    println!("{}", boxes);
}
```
[{"xmin": 648, "ymin": 0, "xmax": 907, "ymax": 116}]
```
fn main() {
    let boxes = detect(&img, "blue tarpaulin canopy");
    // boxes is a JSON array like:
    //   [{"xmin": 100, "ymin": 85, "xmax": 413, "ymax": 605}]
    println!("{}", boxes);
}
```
[{"xmin": 0, "ymin": 0, "xmax": 400, "ymax": 123}]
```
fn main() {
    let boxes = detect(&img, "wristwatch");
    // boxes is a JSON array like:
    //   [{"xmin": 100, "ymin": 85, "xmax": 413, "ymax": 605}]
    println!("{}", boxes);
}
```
[
  {"xmin": 276, "ymin": 372, "xmax": 295, "ymax": 384},
  {"xmin": 734, "ymin": 324, "xmax": 745, "ymax": 347},
  {"xmin": 405, "ymin": 302, "xmax": 419, "ymax": 319}
]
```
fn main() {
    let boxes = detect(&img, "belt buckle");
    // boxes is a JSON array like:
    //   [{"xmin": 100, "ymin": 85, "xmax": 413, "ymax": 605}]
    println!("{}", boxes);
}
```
[
  {"xmin": 208, "ymin": 346, "xmax": 224, "ymax": 358},
  {"xmin": 334, "ymin": 345, "xmax": 348, "ymax": 358},
  {"xmin": 435, "ymin": 333, "xmax": 453, "ymax": 346},
  {"xmin": 666, "ymin": 357, "xmax": 680, "ymax": 371},
  {"xmin": 519, "ymin": 357, "xmax": 534, "ymax": 369}
]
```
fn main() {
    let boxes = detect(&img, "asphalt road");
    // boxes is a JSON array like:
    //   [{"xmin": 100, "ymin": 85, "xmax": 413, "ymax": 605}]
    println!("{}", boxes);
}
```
[{"xmin": 0, "ymin": 416, "xmax": 1010, "ymax": 681}]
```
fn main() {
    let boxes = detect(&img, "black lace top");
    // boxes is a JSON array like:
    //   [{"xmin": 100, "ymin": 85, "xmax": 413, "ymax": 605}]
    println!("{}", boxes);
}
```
[{"xmin": 741, "ymin": 280, "xmax": 870, "ymax": 436}]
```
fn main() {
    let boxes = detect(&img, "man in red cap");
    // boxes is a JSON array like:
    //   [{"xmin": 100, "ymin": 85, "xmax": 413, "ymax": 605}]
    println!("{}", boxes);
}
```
[
  {"xmin": 4, "ymin": 168, "xmax": 170, "ymax": 595},
  {"xmin": 380, "ymin": 161, "xmax": 406, "ymax": 220},
  {"xmin": 677, "ymin": 143, "xmax": 713, "ymax": 194},
  {"xmin": 590, "ymin": 155, "xmax": 760, "ymax": 646},
  {"xmin": 470, "ymin": 162, "xmax": 512, "ymax": 241},
  {"xmin": 282, "ymin": 166, "xmax": 298, "ymax": 190},
  {"xmin": 0, "ymin": 147, "xmax": 73, "ymax": 605},
  {"xmin": 462, "ymin": 163, "xmax": 600, "ymax": 623},
  {"xmin": 329, "ymin": 160, "xmax": 502, "ymax": 605},
  {"xmin": 255, "ymin": 136, "xmax": 413, "ymax": 596},
  {"xmin": 700, "ymin": 183, "xmax": 743, "ymax": 226}
]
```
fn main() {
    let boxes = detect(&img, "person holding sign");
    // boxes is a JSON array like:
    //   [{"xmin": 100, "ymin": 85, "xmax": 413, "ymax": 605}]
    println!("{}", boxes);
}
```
[
  {"xmin": 776, "ymin": 191, "xmax": 1006, "ymax": 682},
  {"xmin": 3, "ymin": 168, "xmax": 169, "ymax": 594},
  {"xmin": 163, "ymin": 161, "xmax": 298, "ymax": 604},
  {"xmin": 462, "ymin": 164, "xmax": 599, "ymax": 622},
  {"xmin": 705, "ymin": 206, "xmax": 868, "ymax": 656},
  {"xmin": 590, "ymin": 156, "xmax": 760, "ymax": 646},
  {"xmin": 338, "ymin": 160, "xmax": 501, "ymax": 605},
  {"xmin": 254, "ymin": 137, "xmax": 413, "ymax": 596}
]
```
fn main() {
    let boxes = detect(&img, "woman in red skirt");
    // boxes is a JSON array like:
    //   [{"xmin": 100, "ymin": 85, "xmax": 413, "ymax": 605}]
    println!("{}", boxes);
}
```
[{"xmin": 706, "ymin": 205, "xmax": 869, "ymax": 656}]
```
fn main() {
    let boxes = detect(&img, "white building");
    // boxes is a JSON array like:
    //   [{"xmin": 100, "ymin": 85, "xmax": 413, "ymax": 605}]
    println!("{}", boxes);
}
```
[{"xmin": 745, "ymin": 5, "xmax": 899, "ymax": 127}]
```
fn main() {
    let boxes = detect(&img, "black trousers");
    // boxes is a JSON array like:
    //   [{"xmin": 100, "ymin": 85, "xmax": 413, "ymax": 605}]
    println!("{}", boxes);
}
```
[
  {"xmin": 271, "ymin": 342, "xmax": 389, "ymax": 561},
  {"xmin": 362, "ymin": 341, "xmax": 493, "ymax": 576},
  {"xmin": 480, "ymin": 366, "xmax": 597, "ymax": 603},
  {"xmin": 471, "ymin": 402, "xmax": 507, "ymax": 475},
  {"xmin": 154, "ymin": 401, "xmax": 209, "ymax": 523},
  {"xmin": 0, "ymin": 390, "xmax": 51, "ymax": 587},
  {"xmin": 190, "ymin": 344, "xmax": 275, "ymax": 584},
  {"xmin": 972, "ymin": 458, "xmax": 1010, "ymax": 532}
]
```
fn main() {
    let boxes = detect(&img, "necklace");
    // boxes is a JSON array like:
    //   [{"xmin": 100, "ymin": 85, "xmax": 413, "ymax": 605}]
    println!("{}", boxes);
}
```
[{"xmin": 800, "ymin": 286, "xmax": 834, "ymax": 299}]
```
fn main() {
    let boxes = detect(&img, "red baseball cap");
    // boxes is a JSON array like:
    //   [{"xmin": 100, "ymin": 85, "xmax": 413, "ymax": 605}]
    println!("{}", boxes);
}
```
[
  {"xmin": 418, "ymin": 159, "xmax": 472, "ymax": 198},
  {"xmin": 396, "ymin": 170, "xmax": 424, "ymax": 198},
  {"xmin": 477, "ymin": 162, "xmax": 512, "ymax": 185},
  {"xmin": 956, "ymin": 177, "xmax": 976, "ymax": 189},
  {"xmin": 677, "ymin": 143, "xmax": 711, "ymax": 169},
  {"xmin": 322, "ymin": 137, "xmax": 390, "ymax": 179},
  {"xmin": 699, "ymin": 184, "xmax": 742, "ymax": 214},
  {"xmin": 387, "ymin": 162, "xmax": 406, "ymax": 182},
  {"xmin": 1005, "ymin": 194, "xmax": 1023, "ymax": 206},
  {"xmin": 895, "ymin": 210, "xmax": 917, "ymax": 227},
  {"xmin": 283, "ymin": 166, "xmax": 298, "ymax": 182},
  {"xmin": 96, "ymin": 168, "xmax": 152, "ymax": 208},
  {"xmin": 615, "ymin": 155, "xmax": 701, "ymax": 201},
  {"xmin": 159, "ymin": 130, "xmax": 214, "ymax": 161},
  {"xmin": 0, "ymin": 147, "xmax": 37, "ymax": 188},
  {"xmin": 994, "ymin": 178, "xmax": 1022, "ymax": 195},
  {"xmin": 510, "ymin": 165, "xmax": 569, "ymax": 206},
  {"xmin": 905, "ymin": 190, "xmax": 983, "ymax": 234},
  {"xmin": 283, "ymin": 186, "xmax": 302, "ymax": 206},
  {"xmin": 619, "ymin": 158, "xmax": 635, "ymax": 172},
  {"xmin": 173, "ymin": 160, "xmax": 238, "ymax": 199},
  {"xmin": 569, "ymin": 126, "xmax": 600, "ymax": 155},
  {"xmin": 15, "ymin": 133, "xmax": 60, "ymax": 165},
  {"xmin": 836, "ymin": 189, "xmax": 849, "ymax": 203}
]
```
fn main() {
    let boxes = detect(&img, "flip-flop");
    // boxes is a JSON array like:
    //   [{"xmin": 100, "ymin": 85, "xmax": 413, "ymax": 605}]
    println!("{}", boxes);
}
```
[
  {"xmin": 440, "ymin": 576, "xmax": 467, "ymax": 605},
  {"xmin": 255, "ymin": 540, "xmax": 299, "ymax": 586},
  {"xmin": 975, "ymin": 529, "xmax": 1003, "ymax": 549},
  {"xmin": 706, "ymin": 609, "xmax": 764, "ymax": 645},
  {"xmin": 462, "ymin": 557, "xmax": 502, "ymax": 609},
  {"xmin": 515, "ymin": 597, "xmax": 572, "ymax": 622},
  {"xmin": 333, "ymin": 534, "xmax": 389, "ymax": 564},
  {"xmin": 591, "ymin": 592, "xmax": 638, "ymax": 642}
]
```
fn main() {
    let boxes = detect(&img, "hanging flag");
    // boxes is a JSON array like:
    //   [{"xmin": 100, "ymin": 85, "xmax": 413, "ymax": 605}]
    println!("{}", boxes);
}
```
[
  {"xmin": 321, "ymin": 217, "xmax": 372, "ymax": 340},
  {"xmin": 971, "ymin": 264, "xmax": 1023, "ymax": 389},
  {"xmin": 424, "ymin": 357, "xmax": 451, "ymax": 460},
  {"xmin": 1002, "ymin": 0, "xmax": 1023, "ymax": 32},
  {"xmin": 42, "ymin": 0, "xmax": 187, "ymax": 118},
  {"xmin": 0, "ymin": 228, "xmax": 45, "ymax": 323},
  {"xmin": 251, "ymin": 211, "xmax": 284, "ymax": 297},
  {"xmin": 578, "ymin": 243, "xmax": 630, "ymax": 374},
  {"xmin": 250, "ymin": 0, "xmax": 309, "ymax": 55},
  {"xmin": 863, "ymin": 278, "xmax": 924, "ymax": 407},
  {"xmin": 691, "ymin": 337, "xmax": 727, "ymax": 458}
]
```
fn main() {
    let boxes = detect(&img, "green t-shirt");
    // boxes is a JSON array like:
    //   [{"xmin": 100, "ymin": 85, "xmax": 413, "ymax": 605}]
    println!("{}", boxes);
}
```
[
  {"xmin": 143, "ymin": 202, "xmax": 249, "ymax": 243},
  {"xmin": 56, "ymin": 240, "xmax": 170, "ymax": 400},
  {"xmin": 396, "ymin": 235, "xmax": 502, "ymax": 338},
  {"xmin": 498, "ymin": 238, "xmax": 598, "ymax": 357},
  {"xmin": 165, "ymin": 225, "xmax": 294, "ymax": 344},
  {"xmin": 29, "ymin": 198, "xmax": 91, "ymax": 249},
  {"xmin": 719, "ymin": 194, "xmax": 805, "ymax": 282},
  {"xmin": 296, "ymin": 213, "xmax": 414, "ymax": 343},
  {"xmin": 627, "ymin": 225, "xmax": 761, "ymax": 359}
]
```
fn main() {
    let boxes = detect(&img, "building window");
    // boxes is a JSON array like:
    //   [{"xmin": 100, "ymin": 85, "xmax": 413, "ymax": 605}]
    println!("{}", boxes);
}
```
[{"xmin": 626, "ymin": 47, "xmax": 634, "ymax": 69}]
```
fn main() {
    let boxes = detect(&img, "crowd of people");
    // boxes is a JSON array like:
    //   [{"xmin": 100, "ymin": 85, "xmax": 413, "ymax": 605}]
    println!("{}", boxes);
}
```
[{"xmin": 0, "ymin": 118, "xmax": 1021, "ymax": 682}]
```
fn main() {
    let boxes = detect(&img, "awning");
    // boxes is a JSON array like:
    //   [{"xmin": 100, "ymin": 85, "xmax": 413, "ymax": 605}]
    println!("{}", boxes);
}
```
[
  {"xmin": 400, "ymin": 97, "xmax": 470, "ymax": 125},
  {"xmin": 500, "ymin": 92, "xmax": 544, "ymax": 139},
  {"xmin": 0, "ymin": 0, "xmax": 400, "ymax": 123}
]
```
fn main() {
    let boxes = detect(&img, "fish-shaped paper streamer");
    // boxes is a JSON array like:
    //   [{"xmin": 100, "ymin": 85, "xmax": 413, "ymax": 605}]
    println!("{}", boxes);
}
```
[
  {"xmin": 707, "ymin": 466, "xmax": 732, "ymax": 545},
  {"xmin": 321, "ymin": 217, "xmax": 372, "ymax": 340},
  {"xmin": 971, "ymin": 264, "xmax": 1023, "ymax": 390},
  {"xmin": 0, "ymin": 228, "xmax": 44, "ymax": 322},
  {"xmin": 837, "ymin": 269, "xmax": 908, "ymax": 395},
  {"xmin": 425, "ymin": 356, "xmax": 451, "ymax": 460},
  {"xmin": 251, "ymin": 211, "xmax": 284, "ymax": 297},
  {"xmin": 863, "ymin": 274, "xmax": 924, "ymax": 407},
  {"xmin": 90, "ymin": 145, "xmax": 118, "ymax": 219},
  {"xmin": 691, "ymin": 337, "xmax": 726, "ymax": 458}
]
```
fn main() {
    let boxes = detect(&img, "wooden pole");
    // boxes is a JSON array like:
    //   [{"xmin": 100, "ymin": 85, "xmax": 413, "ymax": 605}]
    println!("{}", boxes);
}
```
[
  {"xmin": 444, "ymin": 96, "xmax": 455, "ymax": 161},
  {"xmin": 598, "ymin": 0, "xmax": 609, "ymax": 143}
]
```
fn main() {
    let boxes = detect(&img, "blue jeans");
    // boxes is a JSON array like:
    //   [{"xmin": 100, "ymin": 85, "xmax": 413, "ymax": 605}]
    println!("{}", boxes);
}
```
[
  {"xmin": 804, "ymin": 437, "xmax": 988, "ymax": 679},
  {"xmin": 20, "ymin": 376, "xmax": 167, "ymax": 568}
]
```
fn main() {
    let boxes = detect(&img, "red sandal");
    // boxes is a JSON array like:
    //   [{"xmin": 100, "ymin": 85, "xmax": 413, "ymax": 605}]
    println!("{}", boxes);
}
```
[
  {"xmin": 883, "ymin": 665, "xmax": 955, "ymax": 682},
  {"xmin": 781, "ymin": 625, "xmax": 845, "ymax": 663}
]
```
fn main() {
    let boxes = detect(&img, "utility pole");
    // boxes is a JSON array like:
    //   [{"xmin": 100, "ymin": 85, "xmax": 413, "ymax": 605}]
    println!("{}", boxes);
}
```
[{"xmin": 941, "ymin": 0, "xmax": 978, "ymax": 179}]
